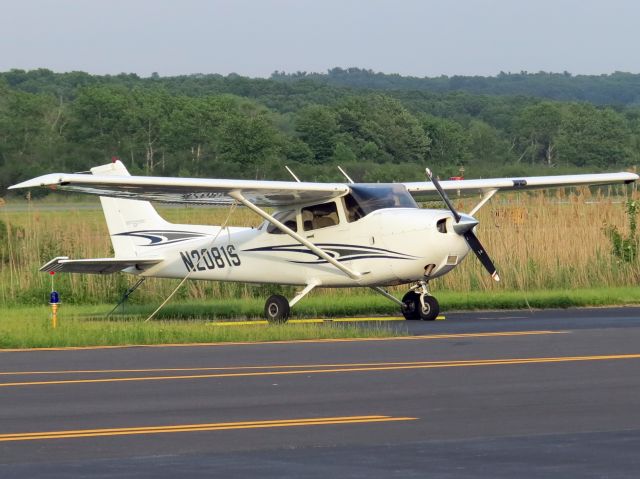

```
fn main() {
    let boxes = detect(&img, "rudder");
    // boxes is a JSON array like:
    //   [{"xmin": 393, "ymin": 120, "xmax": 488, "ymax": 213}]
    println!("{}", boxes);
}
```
[{"xmin": 91, "ymin": 161, "xmax": 169, "ymax": 258}]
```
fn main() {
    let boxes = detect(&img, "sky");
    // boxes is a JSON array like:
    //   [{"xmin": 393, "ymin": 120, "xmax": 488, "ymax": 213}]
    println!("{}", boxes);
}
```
[{"xmin": 0, "ymin": 0, "xmax": 638, "ymax": 78}]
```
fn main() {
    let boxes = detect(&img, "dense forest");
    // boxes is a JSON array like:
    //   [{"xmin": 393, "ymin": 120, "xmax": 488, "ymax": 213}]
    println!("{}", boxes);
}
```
[
  {"xmin": 272, "ymin": 68, "xmax": 640, "ymax": 106},
  {"xmin": 1, "ymin": 68, "xmax": 639, "ymax": 193}
]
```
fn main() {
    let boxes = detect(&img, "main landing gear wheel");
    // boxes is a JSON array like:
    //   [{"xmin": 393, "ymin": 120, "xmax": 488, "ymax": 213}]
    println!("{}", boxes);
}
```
[
  {"xmin": 401, "ymin": 291, "xmax": 421, "ymax": 320},
  {"xmin": 401, "ymin": 291, "xmax": 439, "ymax": 321},
  {"xmin": 264, "ymin": 294, "xmax": 290, "ymax": 323}
]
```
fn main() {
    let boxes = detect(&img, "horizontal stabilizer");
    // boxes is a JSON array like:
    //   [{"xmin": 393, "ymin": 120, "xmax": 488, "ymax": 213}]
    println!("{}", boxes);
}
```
[{"xmin": 40, "ymin": 256, "xmax": 163, "ymax": 275}]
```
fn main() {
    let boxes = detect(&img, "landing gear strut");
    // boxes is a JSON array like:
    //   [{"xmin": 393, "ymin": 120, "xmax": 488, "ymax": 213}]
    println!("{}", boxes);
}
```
[
  {"xmin": 263, "ymin": 282, "xmax": 318, "ymax": 324},
  {"xmin": 401, "ymin": 281, "xmax": 439, "ymax": 321}
]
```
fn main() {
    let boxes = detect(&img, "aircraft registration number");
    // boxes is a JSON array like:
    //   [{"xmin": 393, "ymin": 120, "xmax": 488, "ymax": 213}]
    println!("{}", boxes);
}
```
[{"xmin": 180, "ymin": 245, "xmax": 241, "ymax": 272}]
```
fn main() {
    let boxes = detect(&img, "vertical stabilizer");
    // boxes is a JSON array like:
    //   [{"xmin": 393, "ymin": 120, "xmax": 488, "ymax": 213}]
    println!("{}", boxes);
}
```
[{"xmin": 92, "ymin": 161, "xmax": 169, "ymax": 257}]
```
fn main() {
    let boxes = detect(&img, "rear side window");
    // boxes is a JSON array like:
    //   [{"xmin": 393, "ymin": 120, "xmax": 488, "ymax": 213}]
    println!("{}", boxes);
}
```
[{"xmin": 301, "ymin": 202, "xmax": 339, "ymax": 231}]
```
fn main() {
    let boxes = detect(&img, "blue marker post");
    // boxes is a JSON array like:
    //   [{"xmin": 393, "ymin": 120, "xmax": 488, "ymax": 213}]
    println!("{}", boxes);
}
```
[{"xmin": 49, "ymin": 271, "xmax": 60, "ymax": 329}]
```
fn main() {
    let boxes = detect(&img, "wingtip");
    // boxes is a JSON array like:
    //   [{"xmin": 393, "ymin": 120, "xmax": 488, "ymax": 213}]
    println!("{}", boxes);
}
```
[
  {"xmin": 7, "ymin": 180, "xmax": 38, "ymax": 190},
  {"xmin": 8, "ymin": 174, "xmax": 61, "ymax": 190},
  {"xmin": 492, "ymin": 272, "xmax": 500, "ymax": 282}
]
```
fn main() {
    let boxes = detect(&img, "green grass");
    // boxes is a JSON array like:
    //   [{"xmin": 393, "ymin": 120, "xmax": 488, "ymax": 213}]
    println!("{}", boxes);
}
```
[
  {"xmin": 0, "ymin": 305, "xmax": 401, "ymax": 349},
  {"xmin": 1, "ymin": 286, "xmax": 639, "ymax": 349},
  {"xmin": 436, "ymin": 286, "xmax": 640, "ymax": 310},
  {"xmin": 78, "ymin": 286, "xmax": 640, "ymax": 321}
]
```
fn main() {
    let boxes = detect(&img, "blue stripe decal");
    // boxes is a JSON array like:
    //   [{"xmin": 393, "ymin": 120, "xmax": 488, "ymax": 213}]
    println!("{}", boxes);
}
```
[
  {"xmin": 114, "ymin": 230, "xmax": 208, "ymax": 246},
  {"xmin": 242, "ymin": 243, "xmax": 417, "ymax": 264}
]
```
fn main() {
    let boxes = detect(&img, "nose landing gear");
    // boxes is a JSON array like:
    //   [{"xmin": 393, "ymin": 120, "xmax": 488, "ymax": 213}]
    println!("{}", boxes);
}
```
[{"xmin": 401, "ymin": 281, "xmax": 439, "ymax": 321}]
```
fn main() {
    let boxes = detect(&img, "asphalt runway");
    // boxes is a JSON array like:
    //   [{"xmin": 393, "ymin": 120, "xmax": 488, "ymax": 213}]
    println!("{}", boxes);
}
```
[{"xmin": 1, "ymin": 306, "xmax": 640, "ymax": 478}]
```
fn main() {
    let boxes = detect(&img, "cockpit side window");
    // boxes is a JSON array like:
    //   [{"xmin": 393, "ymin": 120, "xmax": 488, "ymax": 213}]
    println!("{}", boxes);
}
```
[
  {"xmin": 266, "ymin": 210, "xmax": 298, "ymax": 234},
  {"xmin": 344, "ymin": 194, "xmax": 365, "ymax": 223},
  {"xmin": 301, "ymin": 201, "xmax": 339, "ymax": 231}
]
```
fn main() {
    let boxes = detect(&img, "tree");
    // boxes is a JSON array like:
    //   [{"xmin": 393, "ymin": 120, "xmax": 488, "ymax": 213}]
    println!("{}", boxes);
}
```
[
  {"xmin": 557, "ymin": 104, "xmax": 631, "ymax": 167},
  {"xmin": 295, "ymin": 105, "xmax": 338, "ymax": 163},
  {"xmin": 420, "ymin": 115, "xmax": 469, "ymax": 167},
  {"xmin": 515, "ymin": 102, "xmax": 562, "ymax": 166},
  {"xmin": 331, "ymin": 142, "xmax": 357, "ymax": 164},
  {"xmin": 218, "ymin": 114, "xmax": 281, "ymax": 171},
  {"xmin": 126, "ymin": 88, "xmax": 174, "ymax": 173},
  {"xmin": 334, "ymin": 95, "xmax": 429, "ymax": 164},
  {"xmin": 67, "ymin": 85, "xmax": 130, "ymax": 160},
  {"xmin": 0, "ymin": 88, "xmax": 66, "ymax": 189},
  {"xmin": 467, "ymin": 120, "xmax": 511, "ymax": 165}
]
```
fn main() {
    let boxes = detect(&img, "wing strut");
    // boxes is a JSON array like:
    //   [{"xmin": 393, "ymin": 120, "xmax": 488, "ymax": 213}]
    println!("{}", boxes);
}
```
[
  {"xmin": 370, "ymin": 286, "xmax": 403, "ymax": 306},
  {"xmin": 228, "ymin": 191, "xmax": 361, "ymax": 280},
  {"xmin": 469, "ymin": 189, "xmax": 498, "ymax": 216},
  {"xmin": 289, "ymin": 281, "xmax": 320, "ymax": 307}
]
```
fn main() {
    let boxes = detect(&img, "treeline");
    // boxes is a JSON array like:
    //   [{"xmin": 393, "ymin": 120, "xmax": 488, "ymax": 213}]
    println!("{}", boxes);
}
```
[
  {"xmin": 6, "ymin": 68, "xmax": 640, "ymax": 106},
  {"xmin": 273, "ymin": 68, "xmax": 640, "ymax": 106},
  {"xmin": 1, "ymin": 69, "xmax": 639, "ymax": 192}
]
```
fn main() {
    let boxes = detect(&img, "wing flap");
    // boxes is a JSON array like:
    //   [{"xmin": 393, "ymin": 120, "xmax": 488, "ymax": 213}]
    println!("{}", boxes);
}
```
[{"xmin": 40, "ymin": 256, "xmax": 163, "ymax": 275}]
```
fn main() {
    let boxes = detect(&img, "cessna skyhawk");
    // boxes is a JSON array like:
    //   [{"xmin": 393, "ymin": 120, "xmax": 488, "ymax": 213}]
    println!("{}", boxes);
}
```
[{"xmin": 9, "ymin": 161, "xmax": 637, "ymax": 322}]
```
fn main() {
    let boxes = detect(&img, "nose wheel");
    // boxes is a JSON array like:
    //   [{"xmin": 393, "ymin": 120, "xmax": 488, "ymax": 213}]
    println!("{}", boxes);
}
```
[{"xmin": 401, "ymin": 283, "xmax": 439, "ymax": 321}]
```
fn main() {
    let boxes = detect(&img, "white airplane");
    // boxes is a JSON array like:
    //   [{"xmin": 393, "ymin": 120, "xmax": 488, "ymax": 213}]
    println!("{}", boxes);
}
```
[{"xmin": 9, "ymin": 161, "xmax": 638, "ymax": 322}]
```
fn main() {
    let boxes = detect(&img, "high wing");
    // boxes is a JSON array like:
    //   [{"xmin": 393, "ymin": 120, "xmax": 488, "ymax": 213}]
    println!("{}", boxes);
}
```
[
  {"xmin": 40, "ymin": 256, "xmax": 163, "ymax": 274},
  {"xmin": 8, "ymin": 161, "xmax": 349, "ymax": 207},
  {"xmin": 10, "ymin": 162, "xmax": 636, "ymax": 205},
  {"xmin": 403, "ymin": 172, "xmax": 638, "ymax": 199}
]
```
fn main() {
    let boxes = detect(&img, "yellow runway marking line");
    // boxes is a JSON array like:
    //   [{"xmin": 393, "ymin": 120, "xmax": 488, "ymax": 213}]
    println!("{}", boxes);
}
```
[
  {"xmin": 210, "ymin": 316, "xmax": 444, "ymax": 326},
  {"xmin": 0, "ymin": 341, "xmax": 573, "ymax": 376},
  {"xmin": 0, "ymin": 415, "xmax": 417, "ymax": 442},
  {"xmin": 2, "ymin": 351, "xmax": 638, "ymax": 388},
  {"xmin": 0, "ymin": 329, "xmax": 566, "ymax": 353}
]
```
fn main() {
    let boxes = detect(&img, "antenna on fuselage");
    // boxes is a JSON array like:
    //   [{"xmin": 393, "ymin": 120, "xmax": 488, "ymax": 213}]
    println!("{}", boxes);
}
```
[
  {"xmin": 285, "ymin": 165, "xmax": 301, "ymax": 182},
  {"xmin": 337, "ymin": 166, "xmax": 354, "ymax": 184}
]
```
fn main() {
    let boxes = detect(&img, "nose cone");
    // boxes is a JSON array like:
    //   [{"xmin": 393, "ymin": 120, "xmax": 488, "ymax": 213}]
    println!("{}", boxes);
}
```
[{"xmin": 452, "ymin": 214, "xmax": 479, "ymax": 234}]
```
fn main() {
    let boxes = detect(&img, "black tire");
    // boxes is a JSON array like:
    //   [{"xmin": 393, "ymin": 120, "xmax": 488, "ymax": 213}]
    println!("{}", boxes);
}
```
[
  {"xmin": 401, "ymin": 291, "xmax": 421, "ymax": 320},
  {"xmin": 418, "ymin": 295, "xmax": 439, "ymax": 321},
  {"xmin": 264, "ymin": 294, "xmax": 290, "ymax": 323}
]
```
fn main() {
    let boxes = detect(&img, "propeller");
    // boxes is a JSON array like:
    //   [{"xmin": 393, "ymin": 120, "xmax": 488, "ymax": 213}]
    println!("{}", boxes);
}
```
[{"xmin": 426, "ymin": 168, "xmax": 500, "ymax": 282}]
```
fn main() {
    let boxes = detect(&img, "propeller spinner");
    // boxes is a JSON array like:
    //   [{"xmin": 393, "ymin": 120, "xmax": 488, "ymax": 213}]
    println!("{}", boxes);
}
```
[{"xmin": 426, "ymin": 168, "xmax": 500, "ymax": 282}]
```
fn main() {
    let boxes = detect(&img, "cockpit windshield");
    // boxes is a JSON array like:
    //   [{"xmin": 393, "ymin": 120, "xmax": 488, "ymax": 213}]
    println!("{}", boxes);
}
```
[{"xmin": 344, "ymin": 184, "xmax": 418, "ymax": 222}]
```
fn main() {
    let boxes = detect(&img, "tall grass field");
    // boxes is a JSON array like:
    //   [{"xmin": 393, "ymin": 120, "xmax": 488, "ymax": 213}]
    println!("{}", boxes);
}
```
[{"xmin": 1, "ymin": 185, "xmax": 638, "ymax": 311}]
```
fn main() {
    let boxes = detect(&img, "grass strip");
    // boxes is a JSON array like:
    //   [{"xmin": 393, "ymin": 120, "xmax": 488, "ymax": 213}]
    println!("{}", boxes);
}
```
[
  {"xmin": 1, "ymin": 286, "xmax": 639, "ymax": 349},
  {"xmin": 438, "ymin": 286, "xmax": 640, "ymax": 310},
  {"xmin": 103, "ymin": 286, "xmax": 640, "ymax": 319},
  {"xmin": 0, "ymin": 307, "xmax": 400, "ymax": 349}
]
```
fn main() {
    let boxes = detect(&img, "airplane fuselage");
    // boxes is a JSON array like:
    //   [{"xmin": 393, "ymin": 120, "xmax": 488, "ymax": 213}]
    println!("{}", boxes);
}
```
[{"xmin": 127, "ymin": 208, "xmax": 471, "ymax": 287}]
